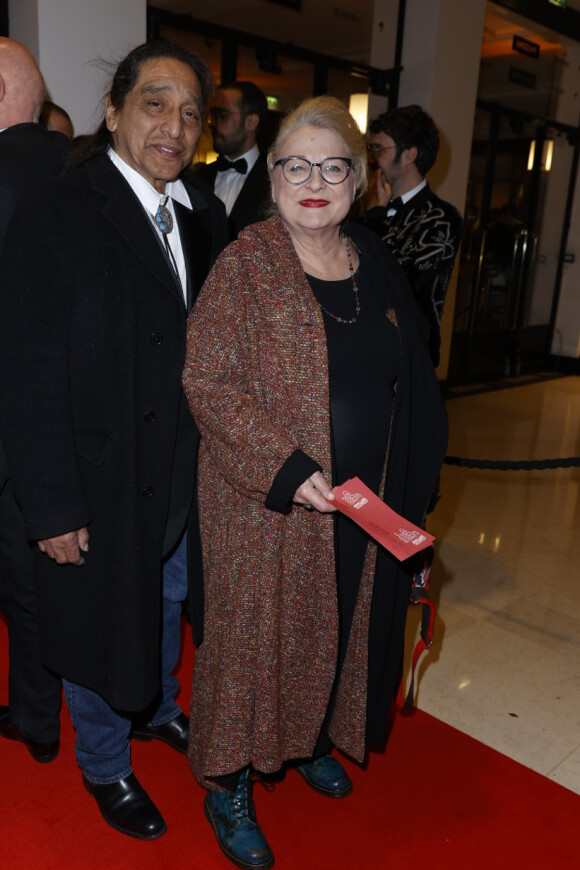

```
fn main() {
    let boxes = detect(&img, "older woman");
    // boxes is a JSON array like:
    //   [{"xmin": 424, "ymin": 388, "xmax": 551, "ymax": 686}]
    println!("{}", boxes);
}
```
[{"xmin": 182, "ymin": 96, "xmax": 447, "ymax": 869}]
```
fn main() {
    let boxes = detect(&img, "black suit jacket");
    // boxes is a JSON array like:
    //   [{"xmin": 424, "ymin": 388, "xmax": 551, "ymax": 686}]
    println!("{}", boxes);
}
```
[
  {"xmin": 0, "ymin": 123, "xmax": 70, "ymax": 251},
  {"xmin": 0, "ymin": 123, "xmax": 70, "ymax": 490},
  {"xmin": 0, "ymin": 153, "xmax": 227, "ymax": 710},
  {"xmin": 194, "ymin": 152, "xmax": 271, "ymax": 240}
]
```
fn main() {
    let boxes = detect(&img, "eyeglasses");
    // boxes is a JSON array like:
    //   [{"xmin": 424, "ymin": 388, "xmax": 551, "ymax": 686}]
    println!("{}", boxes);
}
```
[
  {"xmin": 209, "ymin": 108, "xmax": 243, "ymax": 123},
  {"xmin": 273, "ymin": 156, "xmax": 352, "ymax": 185},
  {"xmin": 366, "ymin": 143, "xmax": 397, "ymax": 157}
]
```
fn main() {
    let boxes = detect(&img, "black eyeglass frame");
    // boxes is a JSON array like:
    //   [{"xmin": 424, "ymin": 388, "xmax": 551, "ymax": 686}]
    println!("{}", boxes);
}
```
[
  {"xmin": 273, "ymin": 156, "xmax": 353, "ymax": 185},
  {"xmin": 366, "ymin": 143, "xmax": 398, "ymax": 157}
]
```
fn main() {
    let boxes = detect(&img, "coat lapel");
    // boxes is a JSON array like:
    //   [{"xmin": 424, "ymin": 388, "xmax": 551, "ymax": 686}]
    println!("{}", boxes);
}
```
[
  {"xmin": 391, "ymin": 183, "xmax": 431, "ymax": 227},
  {"xmin": 229, "ymin": 153, "xmax": 270, "ymax": 236},
  {"xmin": 86, "ymin": 155, "xmax": 185, "ymax": 307},
  {"xmin": 173, "ymin": 200, "xmax": 212, "ymax": 312}
]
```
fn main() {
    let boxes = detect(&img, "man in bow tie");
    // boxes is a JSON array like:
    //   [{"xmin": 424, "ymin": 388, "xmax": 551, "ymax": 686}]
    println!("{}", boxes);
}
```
[
  {"xmin": 194, "ymin": 81, "xmax": 271, "ymax": 239},
  {"xmin": 0, "ymin": 40, "xmax": 227, "ymax": 840},
  {"xmin": 362, "ymin": 104, "xmax": 463, "ymax": 367}
]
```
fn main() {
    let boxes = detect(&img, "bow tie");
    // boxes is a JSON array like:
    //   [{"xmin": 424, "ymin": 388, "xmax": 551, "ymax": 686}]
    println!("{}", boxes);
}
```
[
  {"xmin": 216, "ymin": 155, "xmax": 248, "ymax": 174},
  {"xmin": 387, "ymin": 196, "xmax": 403, "ymax": 213}
]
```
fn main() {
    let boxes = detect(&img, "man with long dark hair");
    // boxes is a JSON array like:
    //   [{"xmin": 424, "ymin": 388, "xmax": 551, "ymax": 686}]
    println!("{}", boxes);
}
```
[{"xmin": 0, "ymin": 40, "xmax": 227, "ymax": 839}]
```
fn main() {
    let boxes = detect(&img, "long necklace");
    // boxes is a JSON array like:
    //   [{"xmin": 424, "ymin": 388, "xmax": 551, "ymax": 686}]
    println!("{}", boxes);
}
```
[{"xmin": 317, "ymin": 233, "xmax": 360, "ymax": 325}]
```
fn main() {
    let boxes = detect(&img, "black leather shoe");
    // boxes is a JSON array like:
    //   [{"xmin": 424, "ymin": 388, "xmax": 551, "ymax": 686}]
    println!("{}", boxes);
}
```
[
  {"xmin": 82, "ymin": 773, "xmax": 167, "ymax": 840},
  {"xmin": 0, "ymin": 705, "xmax": 59, "ymax": 763},
  {"xmin": 131, "ymin": 710, "xmax": 189, "ymax": 754}
]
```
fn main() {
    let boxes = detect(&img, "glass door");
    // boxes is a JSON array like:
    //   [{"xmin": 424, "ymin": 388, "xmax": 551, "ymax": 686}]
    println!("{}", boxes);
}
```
[{"xmin": 449, "ymin": 102, "xmax": 577, "ymax": 383}]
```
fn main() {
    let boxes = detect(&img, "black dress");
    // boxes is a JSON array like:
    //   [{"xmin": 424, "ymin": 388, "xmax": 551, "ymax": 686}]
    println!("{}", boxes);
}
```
[{"xmin": 307, "ymin": 254, "xmax": 400, "ymax": 754}]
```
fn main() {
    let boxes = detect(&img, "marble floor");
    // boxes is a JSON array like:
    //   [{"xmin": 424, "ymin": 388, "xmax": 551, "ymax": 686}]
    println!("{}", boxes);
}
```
[{"xmin": 402, "ymin": 374, "xmax": 580, "ymax": 794}]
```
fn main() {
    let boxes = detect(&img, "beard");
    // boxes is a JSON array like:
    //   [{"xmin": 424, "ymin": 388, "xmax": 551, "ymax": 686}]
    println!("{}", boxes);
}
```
[{"xmin": 212, "ymin": 127, "xmax": 247, "ymax": 158}]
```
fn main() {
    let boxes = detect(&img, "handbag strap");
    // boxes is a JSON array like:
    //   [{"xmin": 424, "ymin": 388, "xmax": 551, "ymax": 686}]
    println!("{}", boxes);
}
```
[{"xmin": 396, "ymin": 545, "xmax": 436, "ymax": 712}]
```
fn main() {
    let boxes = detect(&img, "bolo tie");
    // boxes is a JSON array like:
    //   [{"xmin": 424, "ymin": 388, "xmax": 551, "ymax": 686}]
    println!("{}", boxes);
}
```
[{"xmin": 154, "ymin": 196, "xmax": 182, "ymax": 291}]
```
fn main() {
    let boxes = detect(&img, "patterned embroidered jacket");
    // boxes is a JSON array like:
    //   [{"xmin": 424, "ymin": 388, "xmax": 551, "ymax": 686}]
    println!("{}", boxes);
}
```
[{"xmin": 364, "ymin": 183, "xmax": 463, "ymax": 366}]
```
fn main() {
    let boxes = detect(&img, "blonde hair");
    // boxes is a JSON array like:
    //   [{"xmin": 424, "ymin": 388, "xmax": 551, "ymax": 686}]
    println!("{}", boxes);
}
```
[{"xmin": 267, "ymin": 96, "xmax": 368, "ymax": 198}]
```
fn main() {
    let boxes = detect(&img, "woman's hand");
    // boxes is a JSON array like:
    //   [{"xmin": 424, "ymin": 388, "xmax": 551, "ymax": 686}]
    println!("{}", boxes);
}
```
[{"xmin": 294, "ymin": 471, "xmax": 336, "ymax": 513}]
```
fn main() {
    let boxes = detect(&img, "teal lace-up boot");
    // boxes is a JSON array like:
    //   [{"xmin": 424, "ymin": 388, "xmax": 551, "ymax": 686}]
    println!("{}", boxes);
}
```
[
  {"xmin": 297, "ymin": 754, "xmax": 353, "ymax": 798},
  {"xmin": 204, "ymin": 768, "xmax": 274, "ymax": 869}
]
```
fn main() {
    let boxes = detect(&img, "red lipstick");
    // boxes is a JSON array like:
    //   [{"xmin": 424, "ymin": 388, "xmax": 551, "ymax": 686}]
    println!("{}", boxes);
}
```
[{"xmin": 299, "ymin": 199, "xmax": 329, "ymax": 208}]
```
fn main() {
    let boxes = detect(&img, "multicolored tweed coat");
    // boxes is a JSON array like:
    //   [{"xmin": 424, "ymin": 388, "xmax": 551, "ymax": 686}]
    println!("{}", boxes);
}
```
[{"xmin": 182, "ymin": 215, "xmax": 448, "ymax": 787}]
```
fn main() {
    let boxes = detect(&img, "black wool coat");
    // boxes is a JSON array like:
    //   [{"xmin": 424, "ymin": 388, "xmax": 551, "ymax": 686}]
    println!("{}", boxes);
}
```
[
  {"xmin": 0, "ymin": 153, "xmax": 227, "ymax": 711},
  {"xmin": 0, "ymin": 123, "xmax": 70, "ymax": 490},
  {"xmin": 0, "ymin": 123, "xmax": 70, "ymax": 249}
]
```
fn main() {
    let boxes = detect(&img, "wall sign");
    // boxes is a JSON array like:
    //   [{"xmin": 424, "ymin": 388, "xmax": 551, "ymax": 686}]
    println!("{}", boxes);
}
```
[
  {"xmin": 509, "ymin": 66, "xmax": 537, "ymax": 88},
  {"xmin": 513, "ymin": 35, "xmax": 540, "ymax": 59}
]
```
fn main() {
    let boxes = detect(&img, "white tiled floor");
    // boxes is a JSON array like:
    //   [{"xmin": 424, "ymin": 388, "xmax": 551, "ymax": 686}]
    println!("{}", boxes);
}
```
[{"xmin": 403, "ymin": 374, "xmax": 580, "ymax": 794}]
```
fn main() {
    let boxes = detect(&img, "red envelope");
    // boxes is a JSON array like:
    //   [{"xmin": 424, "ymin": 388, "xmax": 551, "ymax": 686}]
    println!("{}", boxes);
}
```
[{"xmin": 332, "ymin": 477, "xmax": 434, "ymax": 561}]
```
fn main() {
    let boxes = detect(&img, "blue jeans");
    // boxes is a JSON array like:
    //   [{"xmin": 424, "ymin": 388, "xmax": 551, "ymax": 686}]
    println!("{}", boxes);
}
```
[{"xmin": 64, "ymin": 533, "xmax": 188, "ymax": 784}]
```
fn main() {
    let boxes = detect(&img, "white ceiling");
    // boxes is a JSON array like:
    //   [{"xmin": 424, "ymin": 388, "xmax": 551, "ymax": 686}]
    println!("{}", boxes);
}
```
[
  {"xmin": 153, "ymin": 2, "xmax": 580, "ymax": 67},
  {"xmin": 152, "ymin": 0, "xmax": 375, "ymax": 62},
  {"xmin": 152, "ymin": 1, "xmax": 580, "ymax": 120}
]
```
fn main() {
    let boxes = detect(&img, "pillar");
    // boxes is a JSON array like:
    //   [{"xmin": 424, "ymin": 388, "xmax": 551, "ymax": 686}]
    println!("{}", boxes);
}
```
[
  {"xmin": 370, "ymin": 0, "xmax": 487, "ymax": 379},
  {"xmin": 8, "ymin": 0, "xmax": 145, "ymax": 135}
]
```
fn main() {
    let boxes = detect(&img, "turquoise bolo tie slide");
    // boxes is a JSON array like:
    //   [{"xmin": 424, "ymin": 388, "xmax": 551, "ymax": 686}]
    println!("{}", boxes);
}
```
[{"xmin": 155, "ymin": 202, "xmax": 173, "ymax": 234}]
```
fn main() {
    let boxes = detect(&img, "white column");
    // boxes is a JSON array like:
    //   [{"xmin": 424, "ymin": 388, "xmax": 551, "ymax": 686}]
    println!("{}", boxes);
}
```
[
  {"xmin": 369, "ymin": 0, "xmax": 486, "ymax": 378},
  {"xmin": 369, "ymin": 0, "xmax": 399, "ymax": 121},
  {"xmin": 400, "ymin": 0, "xmax": 486, "ymax": 378},
  {"xmin": 8, "ymin": 0, "xmax": 145, "ymax": 135}
]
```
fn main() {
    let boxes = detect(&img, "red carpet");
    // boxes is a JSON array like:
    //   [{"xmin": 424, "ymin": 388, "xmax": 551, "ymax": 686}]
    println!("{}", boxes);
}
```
[{"xmin": 1, "ymin": 614, "xmax": 577, "ymax": 870}]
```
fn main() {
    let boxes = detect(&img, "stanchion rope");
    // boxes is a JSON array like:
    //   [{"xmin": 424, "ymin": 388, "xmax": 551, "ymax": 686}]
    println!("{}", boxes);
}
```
[{"xmin": 443, "ymin": 456, "xmax": 580, "ymax": 470}]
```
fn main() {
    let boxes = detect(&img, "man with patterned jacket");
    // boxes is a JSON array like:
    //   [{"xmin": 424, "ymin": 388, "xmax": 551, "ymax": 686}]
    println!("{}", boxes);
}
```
[{"xmin": 362, "ymin": 105, "xmax": 463, "ymax": 367}]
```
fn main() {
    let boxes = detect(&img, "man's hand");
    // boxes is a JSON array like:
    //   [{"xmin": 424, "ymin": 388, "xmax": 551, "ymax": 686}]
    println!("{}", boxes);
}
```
[
  {"xmin": 37, "ymin": 527, "xmax": 90, "ymax": 566},
  {"xmin": 363, "ymin": 168, "xmax": 391, "ymax": 211},
  {"xmin": 294, "ymin": 471, "xmax": 336, "ymax": 513}
]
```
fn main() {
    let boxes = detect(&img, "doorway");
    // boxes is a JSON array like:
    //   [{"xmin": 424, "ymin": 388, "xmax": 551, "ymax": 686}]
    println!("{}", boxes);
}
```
[{"xmin": 448, "ymin": 16, "xmax": 580, "ymax": 384}]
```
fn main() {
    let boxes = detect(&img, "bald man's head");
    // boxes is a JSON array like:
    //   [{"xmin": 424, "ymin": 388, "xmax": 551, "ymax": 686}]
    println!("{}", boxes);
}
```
[{"xmin": 0, "ymin": 37, "xmax": 45, "ymax": 127}]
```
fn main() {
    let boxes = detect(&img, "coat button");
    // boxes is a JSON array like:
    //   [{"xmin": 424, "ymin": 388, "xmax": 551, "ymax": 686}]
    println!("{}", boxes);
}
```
[
  {"xmin": 150, "ymin": 332, "xmax": 163, "ymax": 345},
  {"xmin": 144, "ymin": 411, "xmax": 157, "ymax": 423},
  {"xmin": 142, "ymin": 486, "xmax": 155, "ymax": 497}
]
